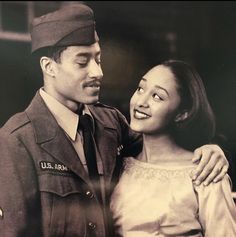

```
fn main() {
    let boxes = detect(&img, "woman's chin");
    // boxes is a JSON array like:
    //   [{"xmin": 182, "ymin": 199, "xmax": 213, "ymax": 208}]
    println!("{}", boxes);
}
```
[{"xmin": 130, "ymin": 124, "xmax": 144, "ymax": 133}]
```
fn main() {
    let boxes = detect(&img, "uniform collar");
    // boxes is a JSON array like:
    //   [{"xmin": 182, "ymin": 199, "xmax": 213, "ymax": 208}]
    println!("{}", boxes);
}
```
[{"xmin": 39, "ymin": 88, "xmax": 93, "ymax": 141}]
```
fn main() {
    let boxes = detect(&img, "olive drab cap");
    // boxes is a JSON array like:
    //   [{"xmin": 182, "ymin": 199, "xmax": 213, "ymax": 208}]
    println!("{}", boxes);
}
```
[{"xmin": 30, "ymin": 4, "xmax": 99, "ymax": 53}]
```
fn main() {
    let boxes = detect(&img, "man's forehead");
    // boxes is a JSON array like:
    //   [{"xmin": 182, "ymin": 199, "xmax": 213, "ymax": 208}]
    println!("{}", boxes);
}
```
[{"xmin": 65, "ymin": 43, "xmax": 101, "ymax": 56}]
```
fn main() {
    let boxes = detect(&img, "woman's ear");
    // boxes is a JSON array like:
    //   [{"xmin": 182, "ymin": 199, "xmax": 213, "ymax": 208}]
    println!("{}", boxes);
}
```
[
  {"xmin": 174, "ymin": 110, "xmax": 189, "ymax": 122},
  {"xmin": 40, "ymin": 56, "xmax": 56, "ymax": 78}
]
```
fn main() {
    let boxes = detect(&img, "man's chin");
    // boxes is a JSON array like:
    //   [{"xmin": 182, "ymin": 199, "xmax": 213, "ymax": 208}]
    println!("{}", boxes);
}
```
[{"xmin": 82, "ymin": 97, "xmax": 99, "ymax": 105}]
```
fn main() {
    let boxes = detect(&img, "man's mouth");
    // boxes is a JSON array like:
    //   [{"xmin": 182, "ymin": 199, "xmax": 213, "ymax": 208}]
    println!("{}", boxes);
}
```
[{"xmin": 85, "ymin": 81, "xmax": 101, "ymax": 89}]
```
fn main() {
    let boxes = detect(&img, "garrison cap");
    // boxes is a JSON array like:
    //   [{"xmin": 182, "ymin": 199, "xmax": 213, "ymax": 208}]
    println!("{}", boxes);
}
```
[{"xmin": 30, "ymin": 4, "xmax": 99, "ymax": 53}]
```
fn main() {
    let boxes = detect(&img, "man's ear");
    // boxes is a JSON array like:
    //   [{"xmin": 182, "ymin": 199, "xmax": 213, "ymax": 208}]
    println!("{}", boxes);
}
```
[
  {"xmin": 174, "ymin": 110, "xmax": 189, "ymax": 123},
  {"xmin": 40, "ymin": 56, "xmax": 56, "ymax": 78}
]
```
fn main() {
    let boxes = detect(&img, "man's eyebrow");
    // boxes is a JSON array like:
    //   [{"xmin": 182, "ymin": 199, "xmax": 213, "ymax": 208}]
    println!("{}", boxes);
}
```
[
  {"xmin": 75, "ymin": 51, "xmax": 101, "ymax": 57},
  {"xmin": 75, "ymin": 53, "xmax": 90, "ymax": 57}
]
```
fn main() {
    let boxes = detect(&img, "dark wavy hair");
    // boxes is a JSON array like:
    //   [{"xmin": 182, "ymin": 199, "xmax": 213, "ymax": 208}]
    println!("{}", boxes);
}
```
[
  {"xmin": 31, "ymin": 46, "xmax": 68, "ymax": 80},
  {"xmin": 32, "ymin": 46, "xmax": 68, "ymax": 63},
  {"xmin": 162, "ymin": 60, "xmax": 216, "ymax": 151}
]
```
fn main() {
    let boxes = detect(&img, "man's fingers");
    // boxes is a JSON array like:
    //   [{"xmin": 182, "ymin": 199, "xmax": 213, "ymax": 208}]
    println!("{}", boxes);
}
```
[
  {"xmin": 191, "ymin": 149, "xmax": 212, "ymax": 180},
  {"xmin": 213, "ymin": 165, "xmax": 229, "ymax": 183},
  {"xmin": 193, "ymin": 162, "xmax": 215, "ymax": 185},
  {"xmin": 202, "ymin": 162, "xmax": 224, "ymax": 186},
  {"xmin": 192, "ymin": 148, "xmax": 202, "ymax": 163},
  {"xmin": 191, "ymin": 144, "xmax": 229, "ymax": 184},
  {"xmin": 192, "ymin": 152, "xmax": 221, "ymax": 184}
]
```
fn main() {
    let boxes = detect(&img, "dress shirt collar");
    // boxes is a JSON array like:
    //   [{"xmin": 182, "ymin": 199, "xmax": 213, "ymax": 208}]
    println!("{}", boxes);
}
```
[{"xmin": 39, "ymin": 88, "xmax": 93, "ymax": 141}]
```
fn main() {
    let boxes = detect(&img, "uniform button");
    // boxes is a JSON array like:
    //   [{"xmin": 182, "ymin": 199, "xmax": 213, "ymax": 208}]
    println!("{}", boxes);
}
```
[
  {"xmin": 85, "ymin": 190, "xmax": 94, "ymax": 198},
  {"xmin": 0, "ymin": 207, "xmax": 3, "ymax": 219},
  {"xmin": 88, "ymin": 222, "xmax": 96, "ymax": 230}
]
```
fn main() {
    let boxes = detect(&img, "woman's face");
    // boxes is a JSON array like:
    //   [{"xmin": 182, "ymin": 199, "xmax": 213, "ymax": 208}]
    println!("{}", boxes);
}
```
[{"xmin": 130, "ymin": 65, "xmax": 181, "ymax": 135}]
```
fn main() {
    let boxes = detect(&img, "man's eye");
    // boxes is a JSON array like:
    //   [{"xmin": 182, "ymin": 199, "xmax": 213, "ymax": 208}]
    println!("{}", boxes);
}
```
[
  {"xmin": 76, "ymin": 57, "xmax": 89, "ymax": 66},
  {"xmin": 77, "ymin": 62, "xmax": 88, "ymax": 66},
  {"xmin": 137, "ymin": 87, "xmax": 144, "ymax": 93}
]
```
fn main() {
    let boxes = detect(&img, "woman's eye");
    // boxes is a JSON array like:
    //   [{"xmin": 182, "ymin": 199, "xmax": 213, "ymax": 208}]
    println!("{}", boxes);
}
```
[
  {"xmin": 137, "ymin": 87, "xmax": 144, "ymax": 93},
  {"xmin": 96, "ymin": 59, "xmax": 101, "ymax": 64},
  {"xmin": 153, "ymin": 93, "xmax": 162, "ymax": 101}
]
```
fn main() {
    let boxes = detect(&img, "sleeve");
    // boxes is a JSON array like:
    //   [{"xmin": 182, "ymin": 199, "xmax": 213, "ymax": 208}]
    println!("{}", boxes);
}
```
[
  {"xmin": 0, "ymin": 132, "xmax": 42, "ymax": 237},
  {"xmin": 195, "ymin": 174, "xmax": 236, "ymax": 237},
  {"xmin": 115, "ymin": 108, "xmax": 142, "ymax": 157}
]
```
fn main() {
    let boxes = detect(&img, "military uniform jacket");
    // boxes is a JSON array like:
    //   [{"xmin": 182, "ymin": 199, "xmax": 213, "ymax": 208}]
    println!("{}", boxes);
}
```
[{"xmin": 0, "ymin": 92, "xmax": 142, "ymax": 237}]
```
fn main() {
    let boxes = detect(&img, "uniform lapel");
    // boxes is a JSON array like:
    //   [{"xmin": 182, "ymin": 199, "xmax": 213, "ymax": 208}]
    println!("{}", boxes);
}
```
[
  {"xmin": 26, "ymin": 92, "xmax": 93, "ymax": 188},
  {"xmin": 88, "ymin": 105, "xmax": 118, "ymax": 184}
]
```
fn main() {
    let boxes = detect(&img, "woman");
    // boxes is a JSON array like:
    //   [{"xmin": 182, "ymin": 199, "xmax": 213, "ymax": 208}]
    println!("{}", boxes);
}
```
[{"xmin": 110, "ymin": 60, "xmax": 236, "ymax": 236}]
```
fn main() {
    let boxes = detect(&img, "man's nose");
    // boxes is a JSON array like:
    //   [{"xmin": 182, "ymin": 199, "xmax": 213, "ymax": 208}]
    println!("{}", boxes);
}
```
[{"xmin": 88, "ymin": 60, "xmax": 103, "ymax": 80}]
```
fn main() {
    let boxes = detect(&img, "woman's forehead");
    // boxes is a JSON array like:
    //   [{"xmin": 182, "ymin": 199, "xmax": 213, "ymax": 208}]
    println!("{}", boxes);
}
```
[{"xmin": 143, "ymin": 65, "xmax": 178, "ymax": 91}]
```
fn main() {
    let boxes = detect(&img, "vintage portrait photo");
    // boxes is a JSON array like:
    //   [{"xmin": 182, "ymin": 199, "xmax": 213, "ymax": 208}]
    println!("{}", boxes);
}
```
[{"xmin": 0, "ymin": 1, "xmax": 235, "ymax": 236}]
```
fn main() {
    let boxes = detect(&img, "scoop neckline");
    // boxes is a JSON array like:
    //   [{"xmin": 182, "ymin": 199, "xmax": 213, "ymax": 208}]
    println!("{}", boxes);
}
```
[{"xmin": 126, "ymin": 156, "xmax": 196, "ymax": 170}]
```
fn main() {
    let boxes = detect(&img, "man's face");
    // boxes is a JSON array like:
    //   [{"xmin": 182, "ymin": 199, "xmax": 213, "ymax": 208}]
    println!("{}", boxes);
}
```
[{"xmin": 50, "ymin": 42, "xmax": 103, "ymax": 110}]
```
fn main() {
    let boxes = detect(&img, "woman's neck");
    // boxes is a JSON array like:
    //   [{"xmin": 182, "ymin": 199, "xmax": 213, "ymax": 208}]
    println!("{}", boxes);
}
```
[{"xmin": 138, "ymin": 133, "xmax": 192, "ymax": 164}]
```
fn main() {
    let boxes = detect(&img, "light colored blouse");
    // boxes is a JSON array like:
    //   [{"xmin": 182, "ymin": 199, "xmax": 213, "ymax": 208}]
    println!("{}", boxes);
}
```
[{"xmin": 110, "ymin": 157, "xmax": 236, "ymax": 237}]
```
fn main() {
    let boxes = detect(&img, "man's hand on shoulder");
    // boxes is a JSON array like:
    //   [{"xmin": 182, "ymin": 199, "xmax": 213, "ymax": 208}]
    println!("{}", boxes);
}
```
[{"xmin": 190, "ymin": 144, "xmax": 229, "ymax": 186}]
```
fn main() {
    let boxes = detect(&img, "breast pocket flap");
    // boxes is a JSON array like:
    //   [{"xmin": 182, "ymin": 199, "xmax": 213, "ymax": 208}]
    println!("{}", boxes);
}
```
[{"xmin": 38, "ymin": 174, "xmax": 84, "ymax": 197}]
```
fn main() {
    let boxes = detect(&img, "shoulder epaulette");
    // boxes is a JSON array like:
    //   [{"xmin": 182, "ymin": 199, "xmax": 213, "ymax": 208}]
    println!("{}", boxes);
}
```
[{"xmin": 93, "ymin": 102, "xmax": 117, "ymax": 110}]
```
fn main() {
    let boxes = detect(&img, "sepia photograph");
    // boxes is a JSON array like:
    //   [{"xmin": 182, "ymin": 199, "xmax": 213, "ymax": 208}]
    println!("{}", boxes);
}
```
[{"xmin": 0, "ymin": 1, "xmax": 235, "ymax": 236}]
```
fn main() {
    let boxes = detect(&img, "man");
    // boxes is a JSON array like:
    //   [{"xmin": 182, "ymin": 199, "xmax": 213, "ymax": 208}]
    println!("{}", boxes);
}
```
[{"xmin": 0, "ymin": 3, "xmax": 228, "ymax": 237}]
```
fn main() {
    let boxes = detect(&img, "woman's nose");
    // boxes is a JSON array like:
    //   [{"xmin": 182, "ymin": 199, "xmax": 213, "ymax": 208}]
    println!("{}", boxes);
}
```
[{"xmin": 136, "ymin": 94, "xmax": 149, "ymax": 107}]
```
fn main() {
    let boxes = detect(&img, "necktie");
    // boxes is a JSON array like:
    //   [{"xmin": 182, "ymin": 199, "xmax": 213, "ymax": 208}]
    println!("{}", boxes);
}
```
[
  {"xmin": 78, "ymin": 114, "xmax": 103, "ymax": 203},
  {"xmin": 78, "ymin": 114, "xmax": 100, "ymax": 181}
]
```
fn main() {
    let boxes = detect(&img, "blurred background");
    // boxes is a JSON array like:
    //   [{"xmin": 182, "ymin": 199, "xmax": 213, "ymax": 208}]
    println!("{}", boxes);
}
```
[{"xmin": 0, "ymin": 1, "xmax": 236, "ymax": 189}]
